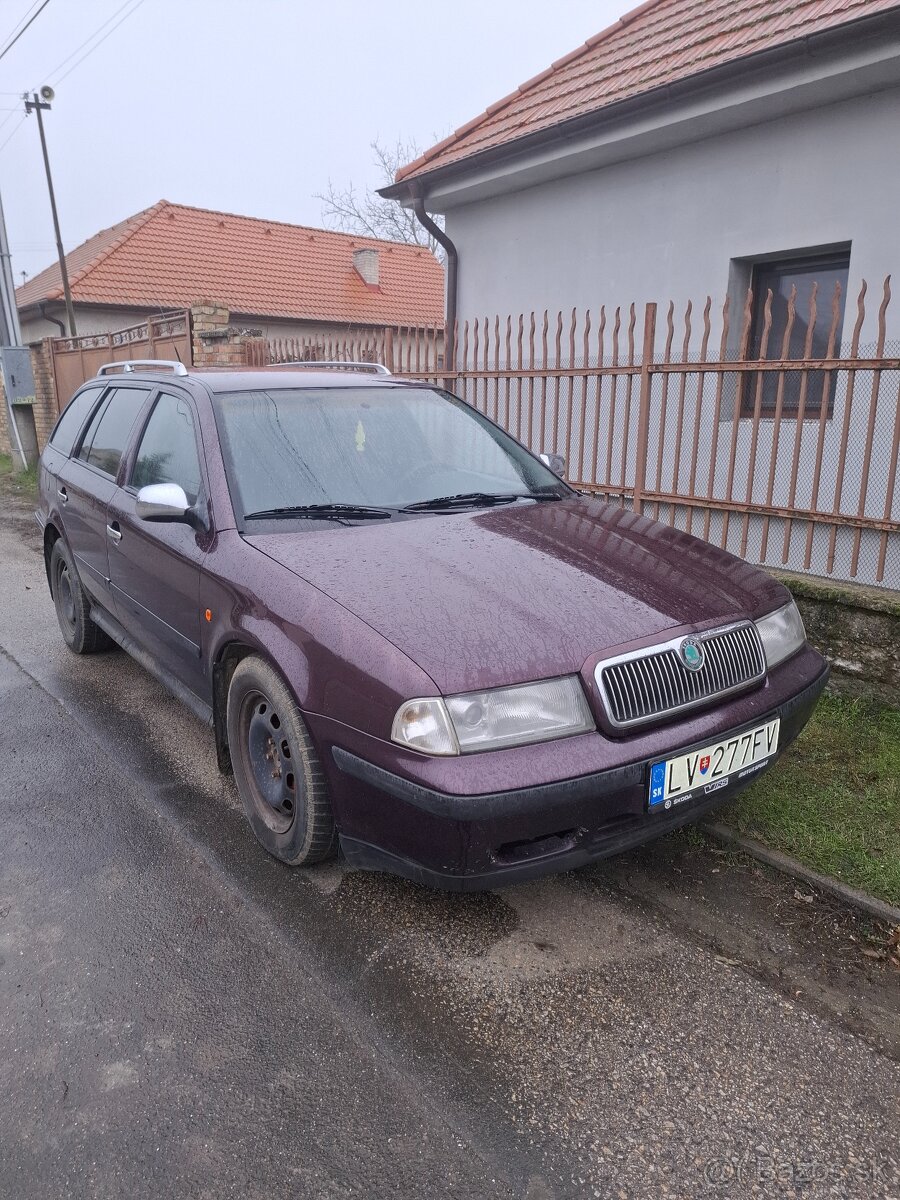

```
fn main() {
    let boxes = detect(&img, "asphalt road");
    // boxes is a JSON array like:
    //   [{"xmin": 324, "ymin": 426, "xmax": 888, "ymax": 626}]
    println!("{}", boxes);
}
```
[{"xmin": 0, "ymin": 494, "xmax": 897, "ymax": 1200}]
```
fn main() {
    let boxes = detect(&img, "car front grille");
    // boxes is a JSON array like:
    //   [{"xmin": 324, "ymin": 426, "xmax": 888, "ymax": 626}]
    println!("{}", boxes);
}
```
[{"xmin": 594, "ymin": 621, "xmax": 766, "ymax": 730}]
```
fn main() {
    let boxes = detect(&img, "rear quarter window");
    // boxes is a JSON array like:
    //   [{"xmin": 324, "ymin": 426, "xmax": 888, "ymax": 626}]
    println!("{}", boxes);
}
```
[{"xmin": 48, "ymin": 387, "xmax": 105, "ymax": 457}]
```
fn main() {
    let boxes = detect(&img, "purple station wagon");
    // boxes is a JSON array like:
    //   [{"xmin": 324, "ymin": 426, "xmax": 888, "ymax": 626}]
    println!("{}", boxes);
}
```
[{"xmin": 37, "ymin": 360, "xmax": 828, "ymax": 889}]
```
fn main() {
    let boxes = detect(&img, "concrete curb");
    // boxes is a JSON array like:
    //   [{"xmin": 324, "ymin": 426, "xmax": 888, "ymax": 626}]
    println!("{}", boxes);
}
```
[{"xmin": 701, "ymin": 821, "xmax": 900, "ymax": 927}]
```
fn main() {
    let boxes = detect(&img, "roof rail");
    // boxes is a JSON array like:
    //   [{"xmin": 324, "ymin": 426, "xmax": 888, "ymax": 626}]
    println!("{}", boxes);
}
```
[
  {"xmin": 97, "ymin": 359, "xmax": 188, "ymax": 377},
  {"xmin": 271, "ymin": 360, "xmax": 392, "ymax": 376}
]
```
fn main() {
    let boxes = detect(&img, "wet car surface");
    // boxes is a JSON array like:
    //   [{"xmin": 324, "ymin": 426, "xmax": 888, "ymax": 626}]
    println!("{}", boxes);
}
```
[{"xmin": 36, "ymin": 363, "xmax": 827, "ymax": 887}]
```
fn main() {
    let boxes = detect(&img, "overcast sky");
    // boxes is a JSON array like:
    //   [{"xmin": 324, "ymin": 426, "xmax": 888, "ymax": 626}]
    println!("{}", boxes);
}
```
[{"xmin": 1, "ymin": 0, "xmax": 626, "ymax": 283}]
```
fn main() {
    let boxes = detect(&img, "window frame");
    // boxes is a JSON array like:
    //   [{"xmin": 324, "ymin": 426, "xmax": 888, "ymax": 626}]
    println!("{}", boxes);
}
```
[
  {"xmin": 125, "ymin": 386, "xmax": 206, "ymax": 505},
  {"xmin": 72, "ymin": 384, "xmax": 154, "ymax": 482},
  {"xmin": 741, "ymin": 249, "xmax": 850, "ymax": 420},
  {"xmin": 48, "ymin": 385, "xmax": 107, "ymax": 457}
]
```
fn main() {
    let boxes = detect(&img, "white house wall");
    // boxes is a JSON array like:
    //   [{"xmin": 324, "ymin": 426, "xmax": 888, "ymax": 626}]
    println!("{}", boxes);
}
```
[
  {"xmin": 446, "ymin": 86, "xmax": 900, "ymax": 349},
  {"xmin": 21, "ymin": 307, "xmax": 150, "ymax": 344}
]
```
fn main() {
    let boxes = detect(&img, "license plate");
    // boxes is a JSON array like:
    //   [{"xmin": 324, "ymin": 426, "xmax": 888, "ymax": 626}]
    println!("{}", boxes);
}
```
[{"xmin": 648, "ymin": 718, "xmax": 779, "ymax": 812}]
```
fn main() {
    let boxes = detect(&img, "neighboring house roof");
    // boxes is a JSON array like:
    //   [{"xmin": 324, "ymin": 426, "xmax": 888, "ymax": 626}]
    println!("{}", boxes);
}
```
[
  {"xmin": 394, "ymin": 0, "xmax": 900, "ymax": 186},
  {"xmin": 16, "ymin": 200, "xmax": 444, "ymax": 326}
]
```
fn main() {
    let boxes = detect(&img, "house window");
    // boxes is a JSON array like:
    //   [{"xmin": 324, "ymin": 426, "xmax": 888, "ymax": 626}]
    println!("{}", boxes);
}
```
[{"xmin": 742, "ymin": 251, "xmax": 849, "ymax": 418}]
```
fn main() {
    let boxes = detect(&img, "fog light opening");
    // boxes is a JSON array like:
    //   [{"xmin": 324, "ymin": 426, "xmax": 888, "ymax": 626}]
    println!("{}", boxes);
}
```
[{"xmin": 493, "ymin": 828, "xmax": 580, "ymax": 866}]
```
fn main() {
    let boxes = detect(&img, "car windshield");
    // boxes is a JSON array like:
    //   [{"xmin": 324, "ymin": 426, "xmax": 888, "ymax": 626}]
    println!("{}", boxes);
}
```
[{"xmin": 215, "ymin": 385, "xmax": 565, "ymax": 519}]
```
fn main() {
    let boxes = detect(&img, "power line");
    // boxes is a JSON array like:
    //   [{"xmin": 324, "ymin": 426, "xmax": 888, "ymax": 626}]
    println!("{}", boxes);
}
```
[
  {"xmin": 0, "ymin": 106, "xmax": 20, "ymax": 138},
  {"xmin": 0, "ymin": 1, "xmax": 41, "ymax": 56},
  {"xmin": 0, "ymin": 115, "xmax": 27, "ymax": 155},
  {"xmin": 41, "ymin": 0, "xmax": 140, "ymax": 83},
  {"xmin": 53, "ymin": 0, "xmax": 147, "ymax": 86},
  {"xmin": 0, "ymin": 0, "xmax": 147, "ymax": 153},
  {"xmin": 0, "ymin": 0, "xmax": 51, "ymax": 66}
]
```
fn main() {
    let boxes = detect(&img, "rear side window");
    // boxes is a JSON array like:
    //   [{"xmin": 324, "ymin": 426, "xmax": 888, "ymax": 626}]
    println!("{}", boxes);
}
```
[
  {"xmin": 131, "ymin": 392, "xmax": 203, "ymax": 504},
  {"xmin": 77, "ymin": 387, "xmax": 150, "ymax": 478},
  {"xmin": 48, "ymin": 387, "xmax": 104, "ymax": 456}
]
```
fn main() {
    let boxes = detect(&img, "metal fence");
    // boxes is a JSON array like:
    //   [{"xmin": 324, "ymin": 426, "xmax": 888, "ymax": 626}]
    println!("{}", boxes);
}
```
[
  {"xmin": 49, "ymin": 311, "xmax": 191, "ymax": 412},
  {"xmin": 255, "ymin": 285, "xmax": 899, "ymax": 589},
  {"xmin": 252, "ymin": 326, "xmax": 444, "ymax": 373}
]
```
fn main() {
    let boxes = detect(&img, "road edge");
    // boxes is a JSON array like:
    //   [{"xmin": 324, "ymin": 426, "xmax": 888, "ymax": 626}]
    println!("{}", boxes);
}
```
[{"xmin": 701, "ymin": 820, "xmax": 900, "ymax": 926}]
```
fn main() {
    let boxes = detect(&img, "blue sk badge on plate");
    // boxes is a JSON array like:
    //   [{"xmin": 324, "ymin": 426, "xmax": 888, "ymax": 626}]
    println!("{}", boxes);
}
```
[{"xmin": 649, "ymin": 761, "xmax": 667, "ymax": 807}]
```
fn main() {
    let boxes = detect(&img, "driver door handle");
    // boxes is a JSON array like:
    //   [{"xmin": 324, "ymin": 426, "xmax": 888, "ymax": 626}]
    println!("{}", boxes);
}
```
[
  {"xmin": 57, "ymin": 486, "xmax": 68, "ymax": 504},
  {"xmin": 106, "ymin": 521, "xmax": 122, "ymax": 544}
]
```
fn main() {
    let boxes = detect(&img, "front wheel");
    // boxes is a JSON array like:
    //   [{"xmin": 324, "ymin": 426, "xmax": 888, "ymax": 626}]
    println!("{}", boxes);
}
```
[{"xmin": 226, "ymin": 656, "xmax": 337, "ymax": 866}]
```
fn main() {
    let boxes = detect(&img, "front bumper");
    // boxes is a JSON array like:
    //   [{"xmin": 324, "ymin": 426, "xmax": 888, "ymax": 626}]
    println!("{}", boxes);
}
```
[{"xmin": 328, "ymin": 657, "xmax": 829, "ymax": 891}]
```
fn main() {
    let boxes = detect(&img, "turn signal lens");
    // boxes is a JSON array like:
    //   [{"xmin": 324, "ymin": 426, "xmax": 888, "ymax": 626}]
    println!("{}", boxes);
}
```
[{"xmin": 390, "ymin": 697, "xmax": 458, "ymax": 756}]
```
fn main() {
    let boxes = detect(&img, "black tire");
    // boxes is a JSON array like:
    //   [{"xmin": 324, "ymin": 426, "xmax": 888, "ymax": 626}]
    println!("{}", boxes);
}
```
[
  {"xmin": 226, "ymin": 655, "xmax": 337, "ymax": 866},
  {"xmin": 49, "ymin": 539, "xmax": 114, "ymax": 654}
]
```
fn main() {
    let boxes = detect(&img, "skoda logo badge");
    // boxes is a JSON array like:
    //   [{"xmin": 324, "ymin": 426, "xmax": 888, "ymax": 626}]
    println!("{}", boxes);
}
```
[{"xmin": 680, "ymin": 638, "xmax": 705, "ymax": 671}]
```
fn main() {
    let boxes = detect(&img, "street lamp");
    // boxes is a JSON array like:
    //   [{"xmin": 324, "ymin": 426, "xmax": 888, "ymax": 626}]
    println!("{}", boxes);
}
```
[{"xmin": 24, "ymin": 86, "xmax": 77, "ymax": 337}]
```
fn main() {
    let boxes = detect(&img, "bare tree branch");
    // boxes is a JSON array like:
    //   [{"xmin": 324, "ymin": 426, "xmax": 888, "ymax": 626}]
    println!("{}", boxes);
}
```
[{"xmin": 316, "ymin": 139, "xmax": 445, "ymax": 260}]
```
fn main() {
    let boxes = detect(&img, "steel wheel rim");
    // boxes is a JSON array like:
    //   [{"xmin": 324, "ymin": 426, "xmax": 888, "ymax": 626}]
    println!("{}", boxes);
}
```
[
  {"xmin": 241, "ymin": 690, "xmax": 297, "ymax": 835},
  {"xmin": 57, "ymin": 562, "xmax": 76, "ymax": 630}
]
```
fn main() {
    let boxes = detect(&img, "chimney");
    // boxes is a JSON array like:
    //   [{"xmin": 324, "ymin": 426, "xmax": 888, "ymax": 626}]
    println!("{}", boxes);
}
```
[{"xmin": 353, "ymin": 247, "xmax": 379, "ymax": 287}]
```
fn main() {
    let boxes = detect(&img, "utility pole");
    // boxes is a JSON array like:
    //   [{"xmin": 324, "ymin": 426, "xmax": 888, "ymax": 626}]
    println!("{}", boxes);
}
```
[
  {"xmin": 0, "ymin": 187, "xmax": 28, "ymax": 469},
  {"xmin": 25, "ymin": 87, "xmax": 76, "ymax": 337},
  {"xmin": 0, "ymin": 188, "xmax": 22, "ymax": 346}
]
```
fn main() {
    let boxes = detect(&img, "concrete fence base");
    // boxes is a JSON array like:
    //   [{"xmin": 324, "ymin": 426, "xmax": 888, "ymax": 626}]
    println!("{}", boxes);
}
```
[{"xmin": 772, "ymin": 570, "xmax": 900, "ymax": 708}]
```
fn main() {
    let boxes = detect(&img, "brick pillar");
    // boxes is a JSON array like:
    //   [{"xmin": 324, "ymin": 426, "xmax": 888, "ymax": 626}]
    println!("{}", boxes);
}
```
[
  {"xmin": 0, "ymin": 373, "xmax": 13, "ymax": 458},
  {"xmin": 190, "ymin": 302, "xmax": 232, "ymax": 365},
  {"xmin": 30, "ymin": 340, "xmax": 59, "ymax": 451},
  {"xmin": 190, "ymin": 302, "xmax": 265, "ymax": 368}
]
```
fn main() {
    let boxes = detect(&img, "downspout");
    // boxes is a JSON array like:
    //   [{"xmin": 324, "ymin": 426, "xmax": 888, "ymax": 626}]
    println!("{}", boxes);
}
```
[
  {"xmin": 39, "ymin": 302, "xmax": 66, "ymax": 337},
  {"xmin": 411, "ymin": 196, "xmax": 458, "ymax": 389}
]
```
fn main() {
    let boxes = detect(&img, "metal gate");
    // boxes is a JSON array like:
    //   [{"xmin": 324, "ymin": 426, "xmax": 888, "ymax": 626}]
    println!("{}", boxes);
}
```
[{"xmin": 50, "ymin": 311, "xmax": 191, "ymax": 411}]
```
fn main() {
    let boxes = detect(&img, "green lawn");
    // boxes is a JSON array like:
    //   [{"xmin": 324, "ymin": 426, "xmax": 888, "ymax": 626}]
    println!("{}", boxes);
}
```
[
  {"xmin": 0, "ymin": 452, "xmax": 38, "ymax": 501},
  {"xmin": 724, "ymin": 692, "xmax": 900, "ymax": 906}
]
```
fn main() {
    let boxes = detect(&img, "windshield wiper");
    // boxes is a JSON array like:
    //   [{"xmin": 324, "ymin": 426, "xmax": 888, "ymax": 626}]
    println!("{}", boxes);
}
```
[
  {"xmin": 244, "ymin": 503, "xmax": 393, "ymax": 522},
  {"xmin": 400, "ymin": 490, "xmax": 563, "ymax": 513}
]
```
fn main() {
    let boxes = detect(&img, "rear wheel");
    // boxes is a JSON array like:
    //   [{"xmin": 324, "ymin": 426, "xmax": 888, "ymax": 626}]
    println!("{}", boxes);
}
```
[
  {"xmin": 226, "ymin": 655, "xmax": 337, "ymax": 865},
  {"xmin": 49, "ymin": 539, "xmax": 113, "ymax": 654}
]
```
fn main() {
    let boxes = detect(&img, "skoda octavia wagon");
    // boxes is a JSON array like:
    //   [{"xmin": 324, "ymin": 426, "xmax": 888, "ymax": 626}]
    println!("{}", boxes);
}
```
[{"xmin": 37, "ymin": 359, "xmax": 828, "ymax": 889}]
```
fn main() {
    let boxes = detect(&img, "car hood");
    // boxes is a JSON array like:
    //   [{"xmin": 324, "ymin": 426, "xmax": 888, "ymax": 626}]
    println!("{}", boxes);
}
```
[{"xmin": 245, "ymin": 498, "xmax": 787, "ymax": 695}]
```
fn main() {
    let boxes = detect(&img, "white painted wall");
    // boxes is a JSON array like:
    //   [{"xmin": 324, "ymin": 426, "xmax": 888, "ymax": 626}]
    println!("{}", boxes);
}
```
[
  {"xmin": 20, "ymin": 306, "xmax": 150, "ymax": 344},
  {"xmin": 446, "ymin": 87, "xmax": 900, "ymax": 350}
]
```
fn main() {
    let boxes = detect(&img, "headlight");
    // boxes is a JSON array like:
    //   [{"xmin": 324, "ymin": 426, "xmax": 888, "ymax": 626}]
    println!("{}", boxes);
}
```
[
  {"xmin": 755, "ymin": 599, "xmax": 806, "ymax": 669},
  {"xmin": 391, "ymin": 676, "xmax": 594, "ymax": 756}
]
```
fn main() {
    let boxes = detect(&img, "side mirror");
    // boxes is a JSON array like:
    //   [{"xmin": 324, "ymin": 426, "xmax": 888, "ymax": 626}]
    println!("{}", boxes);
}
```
[
  {"xmin": 136, "ymin": 482, "xmax": 191, "ymax": 522},
  {"xmin": 540, "ymin": 452, "xmax": 566, "ymax": 478}
]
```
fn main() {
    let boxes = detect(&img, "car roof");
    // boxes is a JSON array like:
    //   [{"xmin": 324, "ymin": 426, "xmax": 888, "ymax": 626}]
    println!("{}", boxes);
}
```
[
  {"xmin": 195, "ymin": 369, "xmax": 421, "ymax": 394},
  {"xmin": 91, "ymin": 365, "xmax": 424, "ymax": 394}
]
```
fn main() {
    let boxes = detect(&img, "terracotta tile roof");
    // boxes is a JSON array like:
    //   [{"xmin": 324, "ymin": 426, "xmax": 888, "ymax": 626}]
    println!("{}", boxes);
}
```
[
  {"xmin": 16, "ymin": 205, "xmax": 154, "ymax": 312},
  {"xmin": 396, "ymin": 0, "xmax": 900, "ymax": 184},
  {"xmin": 16, "ymin": 200, "xmax": 444, "ymax": 327}
]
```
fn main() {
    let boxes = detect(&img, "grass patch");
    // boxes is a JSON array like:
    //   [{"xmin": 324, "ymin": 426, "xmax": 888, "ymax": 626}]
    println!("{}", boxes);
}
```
[
  {"xmin": 725, "ymin": 692, "xmax": 900, "ymax": 906},
  {"xmin": 0, "ymin": 452, "xmax": 38, "ymax": 502}
]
